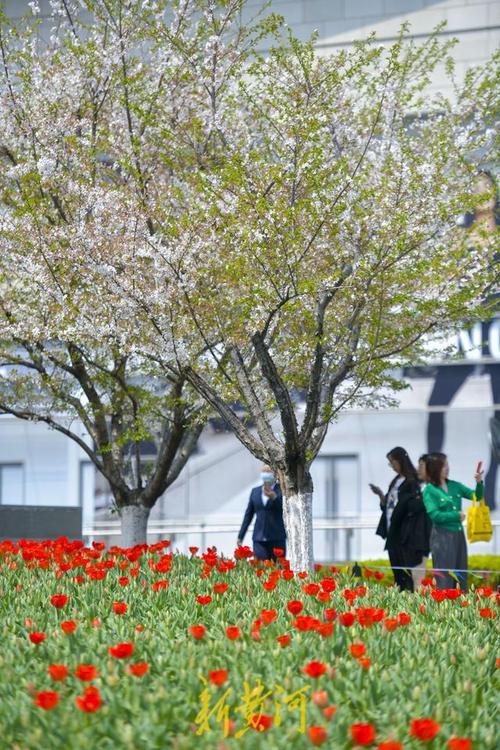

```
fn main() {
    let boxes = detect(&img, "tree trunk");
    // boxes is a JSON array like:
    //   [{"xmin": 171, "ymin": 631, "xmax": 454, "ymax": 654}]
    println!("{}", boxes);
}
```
[
  {"xmin": 281, "ymin": 471, "xmax": 314, "ymax": 572},
  {"xmin": 119, "ymin": 504, "xmax": 150, "ymax": 547}
]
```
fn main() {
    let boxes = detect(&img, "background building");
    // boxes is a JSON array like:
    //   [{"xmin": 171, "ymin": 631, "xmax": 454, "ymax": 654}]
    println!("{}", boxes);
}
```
[{"xmin": 1, "ymin": 0, "xmax": 499, "ymax": 559}]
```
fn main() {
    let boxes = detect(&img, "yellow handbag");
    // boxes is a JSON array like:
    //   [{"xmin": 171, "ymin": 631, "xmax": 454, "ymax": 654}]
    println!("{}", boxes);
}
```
[{"xmin": 466, "ymin": 494, "xmax": 493, "ymax": 543}]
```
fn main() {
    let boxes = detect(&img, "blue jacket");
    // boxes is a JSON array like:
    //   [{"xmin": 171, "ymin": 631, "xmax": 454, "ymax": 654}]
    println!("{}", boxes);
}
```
[{"xmin": 238, "ymin": 484, "xmax": 286, "ymax": 542}]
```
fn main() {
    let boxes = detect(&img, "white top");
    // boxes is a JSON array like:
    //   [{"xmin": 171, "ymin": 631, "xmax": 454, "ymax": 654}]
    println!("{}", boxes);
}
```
[
  {"xmin": 261, "ymin": 483, "xmax": 277, "ymax": 507},
  {"xmin": 386, "ymin": 476, "xmax": 405, "ymax": 529}
]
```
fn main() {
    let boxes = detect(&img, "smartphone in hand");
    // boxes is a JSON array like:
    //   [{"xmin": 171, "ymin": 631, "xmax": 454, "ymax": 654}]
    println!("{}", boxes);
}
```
[{"xmin": 476, "ymin": 461, "xmax": 483, "ymax": 474}]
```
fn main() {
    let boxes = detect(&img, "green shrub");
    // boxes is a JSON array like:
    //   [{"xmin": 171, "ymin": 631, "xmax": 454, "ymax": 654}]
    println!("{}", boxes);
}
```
[{"xmin": 325, "ymin": 556, "xmax": 500, "ymax": 588}]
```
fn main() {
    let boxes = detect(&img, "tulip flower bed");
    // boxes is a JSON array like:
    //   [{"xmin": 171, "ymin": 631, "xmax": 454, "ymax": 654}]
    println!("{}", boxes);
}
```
[{"xmin": 0, "ymin": 540, "xmax": 498, "ymax": 750}]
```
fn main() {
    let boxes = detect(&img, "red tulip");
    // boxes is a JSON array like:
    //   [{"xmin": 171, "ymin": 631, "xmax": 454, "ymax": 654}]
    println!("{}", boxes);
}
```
[
  {"xmin": 319, "ymin": 578, "xmax": 335, "ymax": 593},
  {"xmin": 225, "ymin": 626, "xmax": 241, "ymax": 640},
  {"xmin": 317, "ymin": 622, "xmax": 334, "ymax": 637},
  {"xmin": 479, "ymin": 608, "xmax": 495, "ymax": 619},
  {"xmin": 447, "ymin": 739, "xmax": 472, "ymax": 750},
  {"xmin": 151, "ymin": 580, "xmax": 169, "ymax": 591},
  {"xmin": 29, "ymin": 632, "xmax": 46, "ymax": 645},
  {"xmin": 48, "ymin": 664, "xmax": 69, "ymax": 681},
  {"xmin": 276, "ymin": 634, "xmax": 291, "ymax": 647},
  {"xmin": 431, "ymin": 590, "xmax": 446, "ymax": 602},
  {"xmin": 75, "ymin": 664, "xmax": 99, "ymax": 681},
  {"xmin": 250, "ymin": 714, "xmax": 273, "ymax": 731},
  {"xmin": 128, "ymin": 662, "xmax": 149, "ymax": 677},
  {"xmin": 34, "ymin": 690, "xmax": 59, "ymax": 710},
  {"xmin": 293, "ymin": 615, "xmax": 321, "ymax": 632},
  {"xmin": 303, "ymin": 661, "xmax": 327, "ymax": 678},
  {"xmin": 196, "ymin": 595, "xmax": 212, "ymax": 606},
  {"xmin": 108, "ymin": 642, "xmax": 134, "ymax": 659},
  {"xmin": 189, "ymin": 625, "xmax": 206, "ymax": 640},
  {"xmin": 287, "ymin": 600, "xmax": 303, "ymax": 615},
  {"xmin": 112, "ymin": 602, "xmax": 128, "ymax": 615},
  {"xmin": 208, "ymin": 669, "xmax": 228, "ymax": 686},
  {"xmin": 339, "ymin": 612, "xmax": 355, "ymax": 627},
  {"xmin": 350, "ymin": 722, "xmax": 376, "ymax": 746},
  {"xmin": 378, "ymin": 743, "xmax": 403, "ymax": 750},
  {"xmin": 75, "ymin": 686, "xmax": 102, "ymax": 713},
  {"xmin": 409, "ymin": 718, "xmax": 441, "ymax": 741},
  {"xmin": 50, "ymin": 594, "xmax": 69, "ymax": 609},
  {"xmin": 263, "ymin": 580, "xmax": 277, "ymax": 591},
  {"xmin": 303, "ymin": 583, "xmax": 320, "ymax": 596},
  {"xmin": 61, "ymin": 620, "xmax": 77, "ymax": 634},
  {"xmin": 308, "ymin": 726, "xmax": 328, "ymax": 745},
  {"xmin": 213, "ymin": 582, "xmax": 228, "ymax": 594},
  {"xmin": 384, "ymin": 618, "xmax": 399, "ymax": 632},
  {"xmin": 311, "ymin": 690, "xmax": 328, "ymax": 707},
  {"xmin": 349, "ymin": 643, "xmax": 367, "ymax": 658},
  {"xmin": 260, "ymin": 608, "xmax": 277, "ymax": 624}
]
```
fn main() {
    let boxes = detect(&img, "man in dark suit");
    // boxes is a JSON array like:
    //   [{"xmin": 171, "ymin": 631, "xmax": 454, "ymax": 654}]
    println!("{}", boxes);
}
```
[{"xmin": 237, "ymin": 465, "xmax": 286, "ymax": 560}]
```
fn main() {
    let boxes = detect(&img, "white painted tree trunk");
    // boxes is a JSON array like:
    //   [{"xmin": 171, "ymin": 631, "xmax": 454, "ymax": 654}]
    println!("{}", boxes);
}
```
[
  {"xmin": 282, "ymin": 491, "xmax": 314, "ymax": 572},
  {"xmin": 120, "ymin": 505, "xmax": 150, "ymax": 547}
]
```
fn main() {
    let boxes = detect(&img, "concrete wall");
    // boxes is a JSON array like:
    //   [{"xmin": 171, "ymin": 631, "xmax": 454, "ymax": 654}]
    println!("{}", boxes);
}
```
[
  {"xmin": 6, "ymin": 1, "xmax": 499, "ymax": 96},
  {"xmin": 241, "ymin": 0, "xmax": 500, "ymax": 96},
  {"xmin": 0, "ymin": 416, "xmax": 79, "ymax": 507}
]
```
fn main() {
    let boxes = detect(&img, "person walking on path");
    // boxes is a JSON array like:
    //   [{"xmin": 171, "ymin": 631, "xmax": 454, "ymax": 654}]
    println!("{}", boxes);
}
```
[
  {"xmin": 237, "ymin": 465, "xmax": 286, "ymax": 561},
  {"xmin": 371, "ymin": 447, "xmax": 431, "ymax": 592},
  {"xmin": 423, "ymin": 453, "xmax": 484, "ymax": 590}
]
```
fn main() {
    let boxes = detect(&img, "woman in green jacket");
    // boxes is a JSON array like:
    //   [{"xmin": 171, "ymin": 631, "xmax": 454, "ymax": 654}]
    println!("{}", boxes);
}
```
[{"xmin": 423, "ymin": 453, "xmax": 484, "ymax": 590}]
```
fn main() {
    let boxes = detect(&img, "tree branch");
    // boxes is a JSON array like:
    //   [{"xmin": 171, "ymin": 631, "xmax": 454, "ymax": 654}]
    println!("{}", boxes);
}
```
[{"xmin": 183, "ymin": 364, "xmax": 269, "ymax": 462}]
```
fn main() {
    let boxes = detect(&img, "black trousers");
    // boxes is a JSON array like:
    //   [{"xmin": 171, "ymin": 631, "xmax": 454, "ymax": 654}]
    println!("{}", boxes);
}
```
[
  {"xmin": 253, "ymin": 540, "xmax": 286, "ymax": 561},
  {"xmin": 388, "ymin": 545, "xmax": 414, "ymax": 592}
]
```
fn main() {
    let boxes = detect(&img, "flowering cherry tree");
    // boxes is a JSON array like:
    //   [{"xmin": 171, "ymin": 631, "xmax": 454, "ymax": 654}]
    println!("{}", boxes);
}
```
[
  {"xmin": 0, "ymin": 0, "xmax": 228, "ymax": 544},
  {"xmin": 120, "ymin": 16, "xmax": 498, "ymax": 569}
]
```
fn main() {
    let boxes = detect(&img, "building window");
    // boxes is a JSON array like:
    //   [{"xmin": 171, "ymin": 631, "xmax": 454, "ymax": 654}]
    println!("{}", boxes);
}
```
[{"xmin": 0, "ymin": 463, "xmax": 25, "ymax": 505}]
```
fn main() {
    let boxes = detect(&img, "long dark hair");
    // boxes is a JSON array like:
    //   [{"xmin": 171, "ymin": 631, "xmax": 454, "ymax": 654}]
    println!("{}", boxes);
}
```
[
  {"xmin": 425, "ymin": 452, "xmax": 447, "ymax": 486},
  {"xmin": 387, "ymin": 447, "xmax": 418, "ymax": 481}
]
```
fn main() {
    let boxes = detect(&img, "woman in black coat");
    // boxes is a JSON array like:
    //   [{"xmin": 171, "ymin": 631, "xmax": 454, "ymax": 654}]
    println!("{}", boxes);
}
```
[{"xmin": 370, "ymin": 447, "xmax": 431, "ymax": 592}]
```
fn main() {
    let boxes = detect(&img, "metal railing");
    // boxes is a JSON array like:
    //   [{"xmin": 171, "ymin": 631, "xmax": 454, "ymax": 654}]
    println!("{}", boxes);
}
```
[
  {"xmin": 84, "ymin": 516, "xmax": 500, "ymax": 535},
  {"xmin": 83, "ymin": 516, "xmax": 500, "ymax": 560},
  {"xmin": 84, "ymin": 516, "xmax": 391, "ymax": 537},
  {"xmin": 84, "ymin": 518, "xmax": 380, "ymax": 560}
]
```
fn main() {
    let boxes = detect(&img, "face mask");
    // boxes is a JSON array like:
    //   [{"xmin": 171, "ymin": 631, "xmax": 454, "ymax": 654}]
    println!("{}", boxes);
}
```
[{"xmin": 261, "ymin": 472, "xmax": 275, "ymax": 485}]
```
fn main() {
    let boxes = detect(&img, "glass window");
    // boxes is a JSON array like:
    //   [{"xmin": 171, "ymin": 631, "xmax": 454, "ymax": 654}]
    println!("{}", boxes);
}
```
[{"xmin": 0, "ymin": 464, "xmax": 25, "ymax": 505}]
